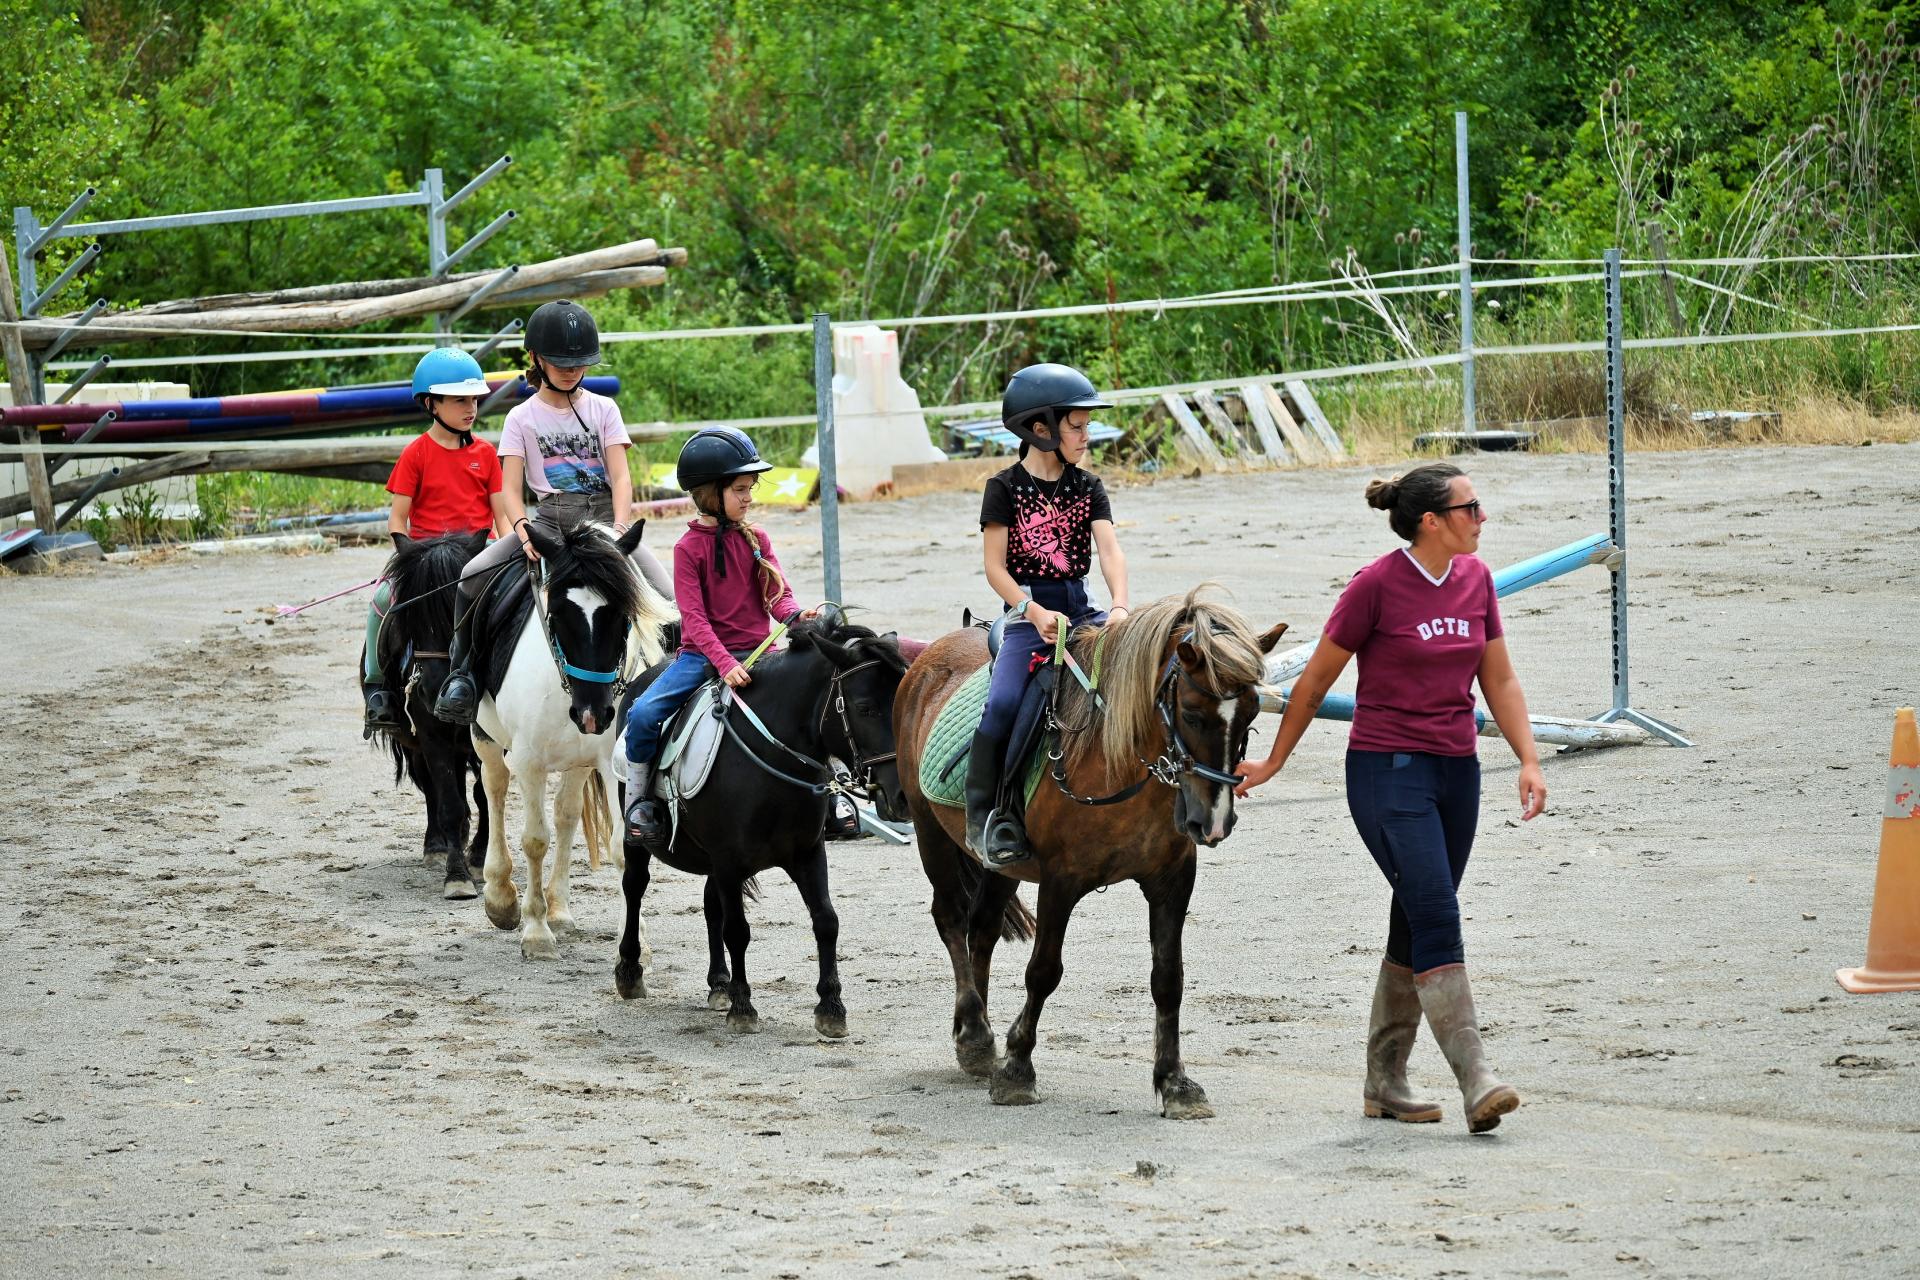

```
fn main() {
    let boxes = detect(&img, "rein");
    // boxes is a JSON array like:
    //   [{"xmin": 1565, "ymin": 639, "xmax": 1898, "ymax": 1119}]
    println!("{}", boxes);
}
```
[
  {"xmin": 716, "ymin": 655, "xmax": 890, "ymax": 801},
  {"xmin": 1046, "ymin": 627, "xmax": 1248, "ymax": 807}
]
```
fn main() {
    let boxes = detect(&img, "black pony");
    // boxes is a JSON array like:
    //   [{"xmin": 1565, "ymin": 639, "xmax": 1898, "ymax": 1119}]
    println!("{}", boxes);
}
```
[
  {"xmin": 613, "ymin": 617, "xmax": 910, "ymax": 1037},
  {"xmin": 362, "ymin": 529, "xmax": 492, "ymax": 899}
]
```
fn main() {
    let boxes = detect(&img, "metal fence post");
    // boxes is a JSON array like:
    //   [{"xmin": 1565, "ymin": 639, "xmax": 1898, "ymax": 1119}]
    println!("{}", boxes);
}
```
[
  {"xmin": 1455, "ymin": 110, "xmax": 1476, "ymax": 436},
  {"xmin": 1596, "ymin": 247, "xmax": 1692, "ymax": 746},
  {"xmin": 813, "ymin": 313, "xmax": 842, "ymax": 604}
]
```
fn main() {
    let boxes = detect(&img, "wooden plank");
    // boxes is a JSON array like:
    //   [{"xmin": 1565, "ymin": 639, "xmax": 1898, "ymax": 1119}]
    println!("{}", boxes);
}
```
[
  {"xmin": 1158, "ymin": 393, "xmax": 1226, "ymax": 470},
  {"xmin": 0, "ymin": 252, "xmax": 57, "ymax": 533},
  {"xmin": 1190, "ymin": 388, "xmax": 1251, "ymax": 462},
  {"xmin": 1260, "ymin": 383, "xmax": 1325, "ymax": 464},
  {"xmin": 889, "ymin": 456, "xmax": 1004, "ymax": 498},
  {"xmin": 1235, "ymin": 383, "xmax": 1292, "ymax": 462},
  {"xmin": 1284, "ymin": 379, "xmax": 1345, "ymax": 458}
]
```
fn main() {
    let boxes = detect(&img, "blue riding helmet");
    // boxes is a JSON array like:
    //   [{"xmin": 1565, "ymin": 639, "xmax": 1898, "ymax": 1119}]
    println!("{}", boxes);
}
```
[{"xmin": 411, "ymin": 348, "xmax": 493, "ymax": 399}]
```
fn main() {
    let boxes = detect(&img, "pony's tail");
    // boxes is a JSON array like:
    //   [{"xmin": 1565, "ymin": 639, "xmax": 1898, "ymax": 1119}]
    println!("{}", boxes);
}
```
[
  {"xmin": 582, "ymin": 768, "xmax": 613, "ymax": 871},
  {"xmin": 953, "ymin": 846, "xmax": 1036, "ymax": 943}
]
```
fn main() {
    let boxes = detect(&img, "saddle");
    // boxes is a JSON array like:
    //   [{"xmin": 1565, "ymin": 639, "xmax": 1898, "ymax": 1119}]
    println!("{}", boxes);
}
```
[
  {"xmin": 919, "ymin": 631, "xmax": 1055, "ymax": 812},
  {"xmin": 647, "ymin": 681, "xmax": 729, "ymax": 843}
]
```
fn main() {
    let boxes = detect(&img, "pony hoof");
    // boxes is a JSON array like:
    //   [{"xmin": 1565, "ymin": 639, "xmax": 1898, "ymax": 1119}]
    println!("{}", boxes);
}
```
[
  {"xmin": 816, "ymin": 1011, "xmax": 849, "ymax": 1040},
  {"xmin": 613, "ymin": 961, "xmax": 647, "ymax": 1000},
  {"xmin": 989, "ymin": 1068, "xmax": 1040, "ymax": 1107},
  {"xmin": 726, "ymin": 1009, "xmax": 761, "ymax": 1034},
  {"xmin": 548, "ymin": 915, "xmax": 577, "ymax": 939},
  {"xmin": 442, "ymin": 877, "xmax": 478, "ymax": 901},
  {"xmin": 707, "ymin": 988, "xmax": 731, "ymax": 1012},
  {"xmin": 955, "ymin": 1034, "xmax": 998, "ymax": 1079},
  {"xmin": 521, "ymin": 934, "xmax": 559, "ymax": 962},
  {"xmin": 1159, "ymin": 1081, "xmax": 1214, "ymax": 1121},
  {"xmin": 483, "ymin": 897, "xmax": 520, "ymax": 931}
]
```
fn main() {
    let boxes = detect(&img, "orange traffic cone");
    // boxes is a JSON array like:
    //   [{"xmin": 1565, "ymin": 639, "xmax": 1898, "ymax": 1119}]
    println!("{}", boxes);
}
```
[{"xmin": 1836, "ymin": 707, "xmax": 1920, "ymax": 994}]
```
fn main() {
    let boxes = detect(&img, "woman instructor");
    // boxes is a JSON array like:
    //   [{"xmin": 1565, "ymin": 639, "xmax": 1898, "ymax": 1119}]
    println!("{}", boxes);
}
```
[{"xmin": 1236, "ymin": 461, "xmax": 1546, "ymax": 1133}]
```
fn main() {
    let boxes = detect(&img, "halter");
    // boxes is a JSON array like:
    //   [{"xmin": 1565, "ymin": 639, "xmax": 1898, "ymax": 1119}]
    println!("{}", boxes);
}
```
[
  {"xmin": 1047, "ymin": 628, "xmax": 1250, "ymax": 807},
  {"xmin": 532, "ymin": 560, "xmax": 633, "ymax": 698}
]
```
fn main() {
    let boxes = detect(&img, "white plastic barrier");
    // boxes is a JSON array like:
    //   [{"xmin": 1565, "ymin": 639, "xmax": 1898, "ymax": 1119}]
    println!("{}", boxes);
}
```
[{"xmin": 801, "ymin": 325, "xmax": 943, "ymax": 496}]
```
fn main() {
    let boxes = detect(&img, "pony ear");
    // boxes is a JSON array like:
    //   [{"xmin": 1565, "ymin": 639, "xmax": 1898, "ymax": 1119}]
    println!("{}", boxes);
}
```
[
  {"xmin": 616, "ymin": 520, "xmax": 645, "ymax": 557},
  {"xmin": 812, "ymin": 632, "xmax": 860, "ymax": 671},
  {"xmin": 1175, "ymin": 639, "xmax": 1202, "ymax": 670},
  {"xmin": 462, "ymin": 528, "xmax": 490, "ymax": 556},
  {"xmin": 526, "ymin": 519, "xmax": 565, "ymax": 560},
  {"xmin": 1257, "ymin": 622, "xmax": 1290, "ymax": 653}
]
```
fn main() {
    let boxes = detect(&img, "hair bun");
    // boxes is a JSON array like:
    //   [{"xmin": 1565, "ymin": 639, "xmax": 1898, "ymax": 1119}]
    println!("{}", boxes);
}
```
[{"xmin": 1364, "ymin": 475, "xmax": 1402, "ymax": 510}]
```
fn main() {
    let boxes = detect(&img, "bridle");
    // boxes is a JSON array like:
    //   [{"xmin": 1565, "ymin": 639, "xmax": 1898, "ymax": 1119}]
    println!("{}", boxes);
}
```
[
  {"xmin": 1048, "ymin": 633, "xmax": 1251, "ymax": 808},
  {"xmin": 532, "ymin": 560, "xmax": 633, "ymax": 699},
  {"xmin": 716, "ymin": 654, "xmax": 897, "ymax": 801}
]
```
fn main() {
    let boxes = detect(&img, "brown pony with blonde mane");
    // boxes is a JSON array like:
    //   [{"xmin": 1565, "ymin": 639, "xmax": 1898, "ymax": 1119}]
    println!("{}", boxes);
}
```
[{"xmin": 894, "ymin": 585, "xmax": 1286, "ymax": 1118}]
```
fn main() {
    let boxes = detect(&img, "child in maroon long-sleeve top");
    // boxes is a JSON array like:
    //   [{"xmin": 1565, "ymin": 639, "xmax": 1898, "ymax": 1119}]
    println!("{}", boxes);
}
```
[{"xmin": 622, "ymin": 428, "xmax": 817, "ymax": 849}]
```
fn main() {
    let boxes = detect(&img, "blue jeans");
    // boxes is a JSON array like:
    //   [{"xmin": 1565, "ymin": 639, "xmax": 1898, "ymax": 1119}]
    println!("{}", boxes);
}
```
[
  {"xmin": 980, "ymin": 579, "xmax": 1106, "ymax": 741},
  {"xmin": 623, "ymin": 652, "xmax": 716, "ymax": 764},
  {"xmin": 1345, "ymin": 750, "xmax": 1481, "ymax": 973}
]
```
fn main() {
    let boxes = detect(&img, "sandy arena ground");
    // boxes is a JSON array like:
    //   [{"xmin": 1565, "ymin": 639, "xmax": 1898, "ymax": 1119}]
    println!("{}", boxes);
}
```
[{"xmin": 3, "ymin": 442, "xmax": 1918, "ymax": 1279}]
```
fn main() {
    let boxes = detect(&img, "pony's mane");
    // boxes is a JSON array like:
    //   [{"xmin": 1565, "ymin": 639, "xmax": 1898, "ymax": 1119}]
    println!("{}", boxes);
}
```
[
  {"xmin": 381, "ymin": 531, "xmax": 484, "ymax": 651},
  {"xmin": 1057, "ymin": 584, "xmax": 1266, "ymax": 780},
  {"xmin": 547, "ymin": 522, "xmax": 650, "ymax": 620}
]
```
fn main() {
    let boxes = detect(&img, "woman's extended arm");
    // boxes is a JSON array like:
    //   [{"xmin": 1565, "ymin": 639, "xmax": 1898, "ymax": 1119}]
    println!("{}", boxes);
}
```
[
  {"xmin": 1477, "ymin": 636, "xmax": 1547, "ymax": 820},
  {"xmin": 1234, "ymin": 637, "xmax": 1354, "ymax": 795}
]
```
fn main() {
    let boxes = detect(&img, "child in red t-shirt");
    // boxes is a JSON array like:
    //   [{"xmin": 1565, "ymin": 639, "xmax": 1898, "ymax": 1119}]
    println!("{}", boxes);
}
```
[
  {"xmin": 361, "ymin": 349, "xmax": 511, "ymax": 733},
  {"xmin": 1235, "ymin": 462, "xmax": 1546, "ymax": 1135}
]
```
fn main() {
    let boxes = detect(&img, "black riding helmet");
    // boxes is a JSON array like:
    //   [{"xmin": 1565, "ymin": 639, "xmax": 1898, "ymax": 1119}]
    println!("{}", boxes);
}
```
[
  {"xmin": 525, "ymin": 300, "xmax": 601, "ymax": 369},
  {"xmin": 677, "ymin": 426, "xmax": 774, "ymax": 491},
  {"xmin": 1001, "ymin": 362, "xmax": 1112, "ymax": 455}
]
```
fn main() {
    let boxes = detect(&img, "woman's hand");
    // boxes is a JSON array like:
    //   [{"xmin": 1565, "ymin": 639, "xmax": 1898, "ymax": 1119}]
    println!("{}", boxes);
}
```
[
  {"xmin": 1517, "ymin": 762, "xmax": 1548, "ymax": 820},
  {"xmin": 722, "ymin": 665, "xmax": 753, "ymax": 689},
  {"xmin": 1027, "ymin": 604, "xmax": 1061, "ymax": 643},
  {"xmin": 1234, "ymin": 755, "xmax": 1281, "ymax": 797}
]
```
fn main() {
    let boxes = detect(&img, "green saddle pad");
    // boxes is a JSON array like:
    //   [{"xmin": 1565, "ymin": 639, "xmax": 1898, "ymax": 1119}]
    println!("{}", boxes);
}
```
[{"xmin": 920, "ymin": 664, "xmax": 1045, "ymax": 809}]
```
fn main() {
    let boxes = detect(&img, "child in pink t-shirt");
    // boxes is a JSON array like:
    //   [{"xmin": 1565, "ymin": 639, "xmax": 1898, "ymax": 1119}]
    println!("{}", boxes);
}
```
[{"xmin": 1235, "ymin": 462, "xmax": 1546, "ymax": 1136}]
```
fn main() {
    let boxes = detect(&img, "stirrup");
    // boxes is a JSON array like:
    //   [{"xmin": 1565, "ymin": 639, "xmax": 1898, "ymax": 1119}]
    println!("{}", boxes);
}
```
[
  {"xmin": 433, "ymin": 673, "xmax": 478, "ymax": 725},
  {"xmin": 363, "ymin": 686, "xmax": 404, "ymax": 735},
  {"xmin": 980, "ymin": 808, "xmax": 1033, "ymax": 867},
  {"xmin": 624, "ymin": 796, "xmax": 667, "ymax": 850}
]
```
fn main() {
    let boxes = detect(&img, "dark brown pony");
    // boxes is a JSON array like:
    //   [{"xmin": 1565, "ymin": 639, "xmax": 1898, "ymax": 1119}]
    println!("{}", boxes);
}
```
[{"xmin": 895, "ymin": 586, "xmax": 1284, "ymax": 1118}]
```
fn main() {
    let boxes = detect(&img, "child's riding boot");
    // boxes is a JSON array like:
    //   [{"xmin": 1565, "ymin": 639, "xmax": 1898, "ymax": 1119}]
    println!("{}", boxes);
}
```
[
  {"xmin": 362, "ymin": 684, "xmax": 403, "ymax": 738},
  {"xmin": 624, "ymin": 760, "xmax": 667, "ymax": 855},
  {"xmin": 963, "ymin": 729, "xmax": 1006, "ymax": 860},
  {"xmin": 433, "ymin": 600, "xmax": 480, "ymax": 725},
  {"xmin": 1414, "ymin": 963, "xmax": 1521, "ymax": 1133}
]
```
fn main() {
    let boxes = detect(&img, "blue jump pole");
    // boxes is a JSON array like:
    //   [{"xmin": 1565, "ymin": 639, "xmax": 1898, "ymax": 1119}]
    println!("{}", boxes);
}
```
[{"xmin": 1493, "ymin": 532, "xmax": 1617, "ymax": 597}]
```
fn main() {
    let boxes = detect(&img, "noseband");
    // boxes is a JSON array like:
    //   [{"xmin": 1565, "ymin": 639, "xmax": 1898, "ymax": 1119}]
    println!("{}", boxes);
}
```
[{"xmin": 532, "ymin": 562, "xmax": 633, "ymax": 699}]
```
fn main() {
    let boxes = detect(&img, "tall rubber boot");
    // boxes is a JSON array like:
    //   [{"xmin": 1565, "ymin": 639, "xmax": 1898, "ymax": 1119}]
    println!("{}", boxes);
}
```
[
  {"xmin": 433, "ymin": 602, "xmax": 481, "ymax": 725},
  {"xmin": 1414, "ymin": 963, "xmax": 1520, "ymax": 1133},
  {"xmin": 623, "ymin": 760, "xmax": 667, "ymax": 855},
  {"xmin": 963, "ymin": 730, "xmax": 1007, "ymax": 860},
  {"xmin": 1362, "ymin": 959, "xmax": 1442, "ymax": 1123}
]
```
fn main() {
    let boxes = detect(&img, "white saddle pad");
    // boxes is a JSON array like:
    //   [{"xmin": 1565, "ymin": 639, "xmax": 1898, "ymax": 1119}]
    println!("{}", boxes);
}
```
[{"xmin": 655, "ymin": 681, "xmax": 727, "ymax": 809}]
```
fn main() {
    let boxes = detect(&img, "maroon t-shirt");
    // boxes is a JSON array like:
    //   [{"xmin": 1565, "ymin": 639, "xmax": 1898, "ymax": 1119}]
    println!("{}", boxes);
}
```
[{"xmin": 1323, "ymin": 548, "xmax": 1504, "ymax": 756}]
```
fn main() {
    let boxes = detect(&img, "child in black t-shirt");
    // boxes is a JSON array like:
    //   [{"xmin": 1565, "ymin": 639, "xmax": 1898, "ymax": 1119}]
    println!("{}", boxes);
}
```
[{"xmin": 968, "ymin": 363, "xmax": 1132, "ymax": 866}]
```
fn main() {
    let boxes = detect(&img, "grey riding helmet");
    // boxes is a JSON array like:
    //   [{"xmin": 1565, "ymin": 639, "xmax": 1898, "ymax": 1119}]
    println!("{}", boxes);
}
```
[
  {"xmin": 525, "ymin": 300, "xmax": 601, "ymax": 368},
  {"xmin": 1001, "ymin": 362, "xmax": 1112, "ymax": 453}
]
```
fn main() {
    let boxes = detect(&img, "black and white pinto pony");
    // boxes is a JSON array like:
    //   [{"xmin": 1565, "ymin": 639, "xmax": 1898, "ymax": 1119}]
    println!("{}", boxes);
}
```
[
  {"xmin": 362, "ymin": 529, "xmax": 494, "ymax": 899},
  {"xmin": 612, "ymin": 615, "xmax": 910, "ymax": 1037},
  {"xmin": 468, "ymin": 519, "xmax": 676, "ymax": 960}
]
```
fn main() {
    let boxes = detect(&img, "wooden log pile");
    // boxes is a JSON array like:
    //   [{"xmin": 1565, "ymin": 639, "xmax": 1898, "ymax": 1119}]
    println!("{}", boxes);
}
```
[{"xmin": 17, "ymin": 239, "xmax": 686, "ymax": 351}]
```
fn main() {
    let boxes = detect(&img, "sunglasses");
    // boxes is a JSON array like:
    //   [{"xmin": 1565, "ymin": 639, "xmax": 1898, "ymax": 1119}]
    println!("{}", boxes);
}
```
[{"xmin": 1437, "ymin": 500, "xmax": 1484, "ymax": 519}]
